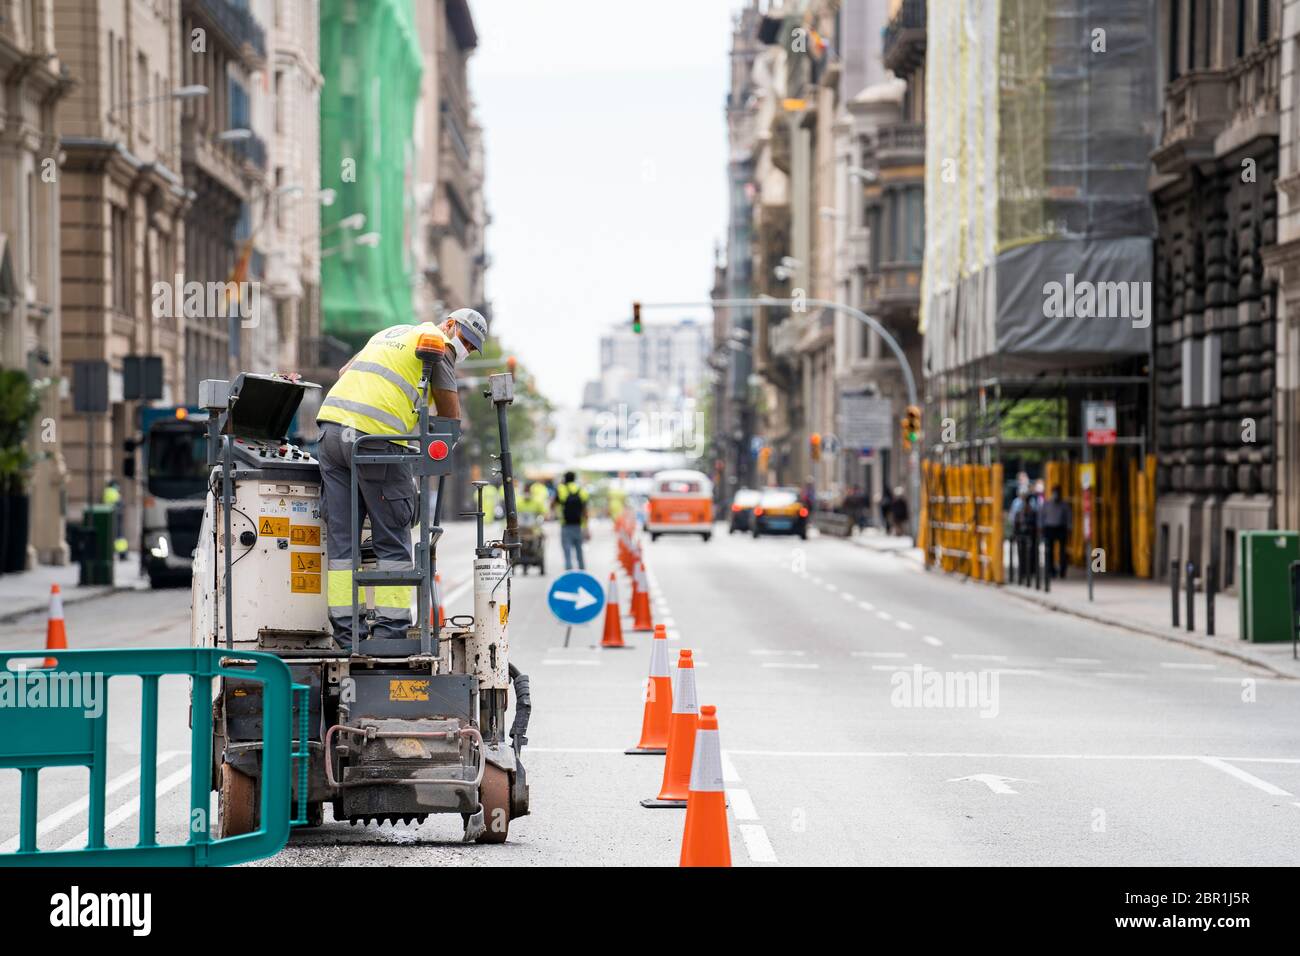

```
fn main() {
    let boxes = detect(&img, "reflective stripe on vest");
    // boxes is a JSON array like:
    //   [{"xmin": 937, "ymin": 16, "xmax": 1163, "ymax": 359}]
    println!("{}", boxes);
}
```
[{"xmin": 318, "ymin": 322, "xmax": 446, "ymax": 436}]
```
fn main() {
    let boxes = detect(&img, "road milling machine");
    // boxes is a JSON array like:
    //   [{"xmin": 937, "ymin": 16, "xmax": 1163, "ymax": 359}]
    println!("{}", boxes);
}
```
[{"xmin": 190, "ymin": 354, "xmax": 530, "ymax": 844}]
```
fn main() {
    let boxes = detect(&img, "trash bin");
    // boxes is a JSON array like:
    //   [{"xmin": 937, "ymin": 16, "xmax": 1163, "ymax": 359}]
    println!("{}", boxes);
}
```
[
  {"xmin": 1238, "ymin": 531, "xmax": 1300, "ymax": 643},
  {"xmin": 78, "ymin": 504, "xmax": 115, "ymax": 586}
]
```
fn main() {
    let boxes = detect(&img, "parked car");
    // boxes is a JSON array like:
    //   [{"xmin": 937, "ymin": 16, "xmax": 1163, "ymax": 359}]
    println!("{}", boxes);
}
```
[
  {"xmin": 752, "ymin": 487, "xmax": 809, "ymax": 539},
  {"xmin": 728, "ymin": 488, "xmax": 762, "ymax": 533}
]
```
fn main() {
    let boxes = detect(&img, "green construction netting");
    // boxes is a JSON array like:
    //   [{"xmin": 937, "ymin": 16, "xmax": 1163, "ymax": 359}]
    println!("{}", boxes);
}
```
[{"xmin": 320, "ymin": 0, "xmax": 423, "ymax": 348}]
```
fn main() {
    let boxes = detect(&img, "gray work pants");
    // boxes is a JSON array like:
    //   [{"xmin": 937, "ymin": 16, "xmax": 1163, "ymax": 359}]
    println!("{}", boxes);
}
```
[
  {"xmin": 561, "ymin": 524, "xmax": 585, "ymax": 570},
  {"xmin": 317, "ymin": 423, "xmax": 417, "ymax": 650}
]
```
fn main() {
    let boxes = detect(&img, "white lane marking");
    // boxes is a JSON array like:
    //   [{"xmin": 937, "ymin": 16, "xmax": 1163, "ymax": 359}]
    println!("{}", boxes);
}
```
[
  {"xmin": 526, "ymin": 747, "xmax": 1300, "ymax": 765},
  {"xmin": 749, "ymin": 649, "xmax": 807, "ymax": 657},
  {"xmin": 824, "ymin": 583, "xmax": 839, "ymax": 594},
  {"xmin": 56, "ymin": 764, "xmax": 192, "ymax": 852},
  {"xmin": 1198, "ymin": 756, "xmax": 1293, "ymax": 796},
  {"xmin": 922, "ymin": 635, "xmax": 943, "ymax": 647},
  {"xmin": 948, "ymin": 773, "xmax": 1033, "ymax": 795},
  {"xmin": 541, "ymin": 659, "xmax": 600, "ymax": 666},
  {"xmin": 441, "ymin": 578, "xmax": 473, "ymax": 606},
  {"xmin": 953, "ymin": 653, "xmax": 1008, "ymax": 662},
  {"xmin": 1161, "ymin": 662, "xmax": 1216, "ymax": 671},
  {"xmin": 761, "ymin": 662, "xmax": 819, "ymax": 670},
  {"xmin": 840, "ymin": 592, "xmax": 857, "ymax": 602},
  {"xmin": 0, "ymin": 751, "xmax": 185, "ymax": 853},
  {"xmin": 1056, "ymin": 657, "xmax": 1103, "ymax": 665},
  {"xmin": 1096, "ymin": 672, "xmax": 1148, "ymax": 679},
  {"xmin": 990, "ymin": 668, "xmax": 1043, "ymax": 677},
  {"xmin": 876, "ymin": 611, "xmax": 893, "ymax": 621},
  {"xmin": 871, "ymin": 663, "xmax": 928, "ymax": 672},
  {"xmin": 738, "ymin": 824, "xmax": 778, "ymax": 864},
  {"xmin": 852, "ymin": 651, "xmax": 908, "ymax": 658},
  {"xmin": 726, "ymin": 788, "xmax": 758, "ymax": 821},
  {"xmin": 660, "ymin": 616, "xmax": 676, "ymax": 627},
  {"xmin": 719, "ymin": 750, "xmax": 741, "ymax": 783},
  {"xmin": 857, "ymin": 600, "xmax": 875, "ymax": 611},
  {"xmin": 895, "ymin": 621, "xmax": 914, "ymax": 631}
]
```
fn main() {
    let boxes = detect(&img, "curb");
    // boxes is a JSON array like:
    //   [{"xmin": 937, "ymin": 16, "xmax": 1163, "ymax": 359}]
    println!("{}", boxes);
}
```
[
  {"xmin": 0, "ymin": 584, "xmax": 132, "ymax": 626},
  {"xmin": 844, "ymin": 532, "xmax": 1300, "ymax": 680},
  {"xmin": 1002, "ymin": 586, "xmax": 1300, "ymax": 681}
]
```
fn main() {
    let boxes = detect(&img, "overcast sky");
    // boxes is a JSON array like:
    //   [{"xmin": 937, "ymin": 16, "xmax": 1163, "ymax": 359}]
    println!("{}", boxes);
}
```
[{"xmin": 469, "ymin": 0, "xmax": 737, "ymax": 408}]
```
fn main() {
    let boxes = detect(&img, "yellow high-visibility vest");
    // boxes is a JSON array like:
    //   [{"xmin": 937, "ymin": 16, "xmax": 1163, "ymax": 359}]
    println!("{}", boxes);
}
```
[{"xmin": 318, "ymin": 322, "xmax": 447, "ymax": 437}]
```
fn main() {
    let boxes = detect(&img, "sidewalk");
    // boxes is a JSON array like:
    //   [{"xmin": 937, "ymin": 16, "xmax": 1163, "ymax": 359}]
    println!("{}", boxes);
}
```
[
  {"xmin": 0, "ymin": 555, "xmax": 148, "ymax": 624},
  {"xmin": 845, "ymin": 528, "xmax": 1300, "ymax": 679}
]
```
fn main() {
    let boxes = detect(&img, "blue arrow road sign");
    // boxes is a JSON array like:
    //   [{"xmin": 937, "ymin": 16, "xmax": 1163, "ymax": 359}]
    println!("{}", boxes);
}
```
[{"xmin": 547, "ymin": 570, "xmax": 606, "ymax": 626}]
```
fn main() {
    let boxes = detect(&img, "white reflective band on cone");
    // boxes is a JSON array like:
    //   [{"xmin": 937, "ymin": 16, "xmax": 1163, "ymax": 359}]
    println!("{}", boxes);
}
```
[
  {"xmin": 607, "ymin": 575, "xmax": 619, "ymax": 605},
  {"xmin": 688, "ymin": 729, "xmax": 724, "ymax": 792},
  {"xmin": 648, "ymin": 634, "xmax": 670, "ymax": 678},
  {"xmin": 49, "ymin": 592, "xmax": 63, "ymax": 619},
  {"xmin": 672, "ymin": 663, "xmax": 698, "ymax": 714}
]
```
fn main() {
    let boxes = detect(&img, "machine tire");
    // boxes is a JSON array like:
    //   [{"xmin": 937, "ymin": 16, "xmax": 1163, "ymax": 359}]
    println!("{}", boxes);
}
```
[
  {"xmin": 752, "ymin": 527, "xmax": 761, "ymax": 539},
  {"xmin": 475, "ymin": 764, "xmax": 511, "ymax": 844},
  {"xmin": 702, "ymin": 533, "xmax": 711, "ymax": 542},
  {"xmin": 217, "ymin": 763, "xmax": 258, "ymax": 839}
]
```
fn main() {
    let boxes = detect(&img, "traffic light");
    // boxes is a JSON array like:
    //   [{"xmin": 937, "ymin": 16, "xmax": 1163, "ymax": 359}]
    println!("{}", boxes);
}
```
[
  {"xmin": 901, "ymin": 405, "xmax": 922, "ymax": 451},
  {"xmin": 632, "ymin": 301, "xmax": 642, "ymax": 334},
  {"xmin": 757, "ymin": 445, "xmax": 771, "ymax": 474},
  {"xmin": 809, "ymin": 432, "xmax": 822, "ymax": 462}
]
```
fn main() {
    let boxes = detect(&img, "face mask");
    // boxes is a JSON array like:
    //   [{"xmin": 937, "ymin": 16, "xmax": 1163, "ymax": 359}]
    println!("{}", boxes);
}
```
[{"xmin": 451, "ymin": 335, "xmax": 469, "ymax": 363}]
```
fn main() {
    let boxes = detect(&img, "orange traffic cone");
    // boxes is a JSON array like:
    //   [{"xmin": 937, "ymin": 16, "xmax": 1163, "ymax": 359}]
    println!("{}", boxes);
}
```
[
  {"xmin": 626, "ymin": 624, "xmax": 672, "ymax": 755},
  {"xmin": 630, "ymin": 561, "xmax": 653, "ymax": 632},
  {"xmin": 680, "ymin": 705, "xmax": 731, "ymax": 867},
  {"xmin": 600, "ymin": 573, "xmax": 627, "ymax": 648},
  {"xmin": 43, "ymin": 584, "xmax": 67, "ymax": 668},
  {"xmin": 641, "ymin": 649, "xmax": 698, "ymax": 808}
]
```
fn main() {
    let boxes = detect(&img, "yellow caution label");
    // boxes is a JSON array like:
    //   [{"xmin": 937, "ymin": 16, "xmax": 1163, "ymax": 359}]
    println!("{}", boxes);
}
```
[
  {"xmin": 258, "ymin": 515, "xmax": 290, "ymax": 537},
  {"xmin": 290, "ymin": 524, "xmax": 321, "ymax": 546},
  {"xmin": 499, "ymin": 603, "xmax": 509, "ymax": 626},
  {"xmin": 291, "ymin": 552, "xmax": 322, "ymax": 573},
  {"xmin": 291, "ymin": 572, "xmax": 321, "ymax": 594},
  {"xmin": 389, "ymin": 679, "xmax": 430, "ymax": 702}
]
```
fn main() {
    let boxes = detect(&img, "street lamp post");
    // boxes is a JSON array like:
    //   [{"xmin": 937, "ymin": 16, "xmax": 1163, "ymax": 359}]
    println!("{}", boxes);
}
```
[{"xmin": 637, "ymin": 296, "xmax": 921, "ymax": 540}]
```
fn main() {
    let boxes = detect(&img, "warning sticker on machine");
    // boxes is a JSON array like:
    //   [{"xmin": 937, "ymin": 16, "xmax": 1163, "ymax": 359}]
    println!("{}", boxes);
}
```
[
  {"xmin": 499, "ymin": 603, "xmax": 508, "ymax": 626},
  {"xmin": 290, "ymin": 524, "xmax": 321, "ymax": 546},
  {"xmin": 291, "ymin": 552, "xmax": 322, "ymax": 573},
  {"xmin": 258, "ymin": 516, "xmax": 290, "ymax": 537},
  {"xmin": 389, "ymin": 679, "xmax": 430, "ymax": 702},
  {"xmin": 291, "ymin": 572, "xmax": 321, "ymax": 594}
]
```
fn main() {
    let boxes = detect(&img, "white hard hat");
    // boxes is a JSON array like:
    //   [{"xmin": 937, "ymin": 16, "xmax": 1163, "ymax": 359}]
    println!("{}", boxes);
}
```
[{"xmin": 445, "ymin": 308, "xmax": 487, "ymax": 352}]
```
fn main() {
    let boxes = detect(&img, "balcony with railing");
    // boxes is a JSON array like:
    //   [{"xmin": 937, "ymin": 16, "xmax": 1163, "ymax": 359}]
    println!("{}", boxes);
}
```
[
  {"xmin": 1152, "ymin": 70, "xmax": 1230, "ymax": 174},
  {"xmin": 876, "ymin": 122, "xmax": 924, "ymax": 169},
  {"xmin": 883, "ymin": 0, "xmax": 926, "ymax": 75},
  {"xmin": 1228, "ymin": 38, "xmax": 1280, "ymax": 128},
  {"xmin": 186, "ymin": 0, "xmax": 266, "ymax": 63}
]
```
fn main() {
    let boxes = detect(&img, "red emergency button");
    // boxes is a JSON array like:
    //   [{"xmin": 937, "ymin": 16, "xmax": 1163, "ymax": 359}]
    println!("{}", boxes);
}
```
[{"xmin": 427, "ymin": 439, "xmax": 449, "ymax": 460}]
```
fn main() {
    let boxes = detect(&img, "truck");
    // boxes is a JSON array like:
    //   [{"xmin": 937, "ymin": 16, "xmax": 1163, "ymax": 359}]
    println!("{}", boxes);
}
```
[{"xmin": 138, "ymin": 406, "xmax": 209, "ymax": 587}]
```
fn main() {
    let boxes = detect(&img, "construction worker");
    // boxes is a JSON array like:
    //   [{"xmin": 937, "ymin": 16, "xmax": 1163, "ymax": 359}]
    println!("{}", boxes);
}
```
[
  {"xmin": 316, "ymin": 308, "xmax": 488, "ymax": 652},
  {"xmin": 554, "ymin": 470, "xmax": 589, "ymax": 570},
  {"xmin": 102, "ymin": 479, "xmax": 129, "ymax": 560}
]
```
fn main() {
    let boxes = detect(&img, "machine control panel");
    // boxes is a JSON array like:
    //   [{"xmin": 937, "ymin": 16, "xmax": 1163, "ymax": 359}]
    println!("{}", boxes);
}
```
[{"xmin": 230, "ymin": 437, "xmax": 318, "ymax": 468}]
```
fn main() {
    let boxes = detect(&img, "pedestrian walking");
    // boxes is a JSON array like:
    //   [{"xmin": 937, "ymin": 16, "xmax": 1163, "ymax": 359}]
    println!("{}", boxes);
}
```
[
  {"xmin": 889, "ymin": 487, "xmax": 909, "ymax": 536},
  {"xmin": 1040, "ymin": 485, "xmax": 1072, "ymax": 579},
  {"xmin": 879, "ymin": 486, "xmax": 894, "ymax": 531},
  {"xmin": 554, "ymin": 471, "xmax": 589, "ymax": 570},
  {"xmin": 1010, "ymin": 488, "xmax": 1039, "ymax": 583}
]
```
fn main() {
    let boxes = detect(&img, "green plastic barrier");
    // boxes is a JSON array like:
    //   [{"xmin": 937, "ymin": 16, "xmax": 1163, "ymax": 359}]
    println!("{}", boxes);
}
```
[{"xmin": 0, "ymin": 647, "xmax": 293, "ymax": 866}]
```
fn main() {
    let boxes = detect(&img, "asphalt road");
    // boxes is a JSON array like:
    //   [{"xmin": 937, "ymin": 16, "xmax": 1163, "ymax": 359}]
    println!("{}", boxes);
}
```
[{"xmin": 3, "ymin": 520, "xmax": 1298, "ymax": 865}]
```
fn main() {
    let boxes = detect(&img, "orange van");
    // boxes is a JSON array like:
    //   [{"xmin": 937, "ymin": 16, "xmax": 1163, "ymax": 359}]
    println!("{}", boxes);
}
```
[{"xmin": 646, "ymin": 469, "xmax": 714, "ymax": 542}]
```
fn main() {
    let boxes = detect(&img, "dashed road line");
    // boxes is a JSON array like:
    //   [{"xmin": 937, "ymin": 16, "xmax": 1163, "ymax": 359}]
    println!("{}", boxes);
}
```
[
  {"xmin": 1161, "ymin": 662, "xmax": 1216, "ymax": 671},
  {"xmin": 857, "ymin": 600, "xmax": 875, "ymax": 611},
  {"xmin": 922, "ymin": 635, "xmax": 943, "ymax": 647},
  {"xmin": 761, "ymin": 661, "xmax": 820, "ymax": 670},
  {"xmin": 738, "ymin": 824, "xmax": 778, "ymax": 863},
  {"xmin": 725, "ymin": 788, "xmax": 758, "ymax": 821},
  {"xmin": 953, "ymin": 653, "xmax": 1008, "ymax": 662},
  {"xmin": 852, "ymin": 651, "xmax": 908, "ymax": 658},
  {"xmin": 1056, "ymin": 657, "xmax": 1103, "ymax": 665},
  {"xmin": 895, "ymin": 621, "xmax": 914, "ymax": 631},
  {"xmin": 876, "ymin": 611, "xmax": 893, "ymax": 621}
]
